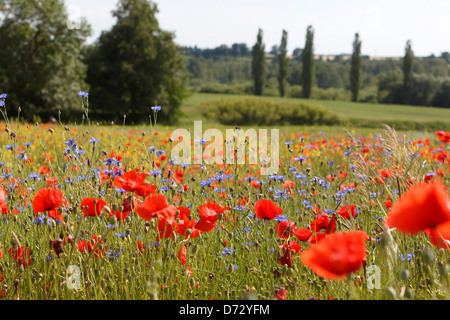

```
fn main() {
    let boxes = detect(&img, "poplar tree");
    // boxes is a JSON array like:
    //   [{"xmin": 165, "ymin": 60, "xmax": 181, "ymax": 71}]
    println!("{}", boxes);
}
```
[
  {"xmin": 301, "ymin": 25, "xmax": 315, "ymax": 99},
  {"xmin": 251, "ymin": 28, "xmax": 265, "ymax": 96},
  {"xmin": 350, "ymin": 33, "xmax": 362, "ymax": 102},
  {"xmin": 403, "ymin": 40, "xmax": 414, "ymax": 105},
  {"xmin": 278, "ymin": 30, "xmax": 288, "ymax": 97}
]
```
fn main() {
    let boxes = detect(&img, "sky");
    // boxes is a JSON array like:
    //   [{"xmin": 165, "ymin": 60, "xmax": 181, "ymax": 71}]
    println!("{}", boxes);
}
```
[{"xmin": 65, "ymin": 0, "xmax": 450, "ymax": 57}]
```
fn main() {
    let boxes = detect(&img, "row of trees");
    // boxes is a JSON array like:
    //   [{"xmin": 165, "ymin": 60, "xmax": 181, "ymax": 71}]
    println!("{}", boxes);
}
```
[
  {"xmin": 0, "ymin": 0, "xmax": 187, "ymax": 124},
  {"xmin": 247, "ymin": 26, "xmax": 450, "ymax": 107}
]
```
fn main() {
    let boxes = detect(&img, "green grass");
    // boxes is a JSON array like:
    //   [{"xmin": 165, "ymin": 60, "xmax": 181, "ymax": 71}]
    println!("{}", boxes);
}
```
[{"xmin": 180, "ymin": 92, "xmax": 450, "ymax": 131}]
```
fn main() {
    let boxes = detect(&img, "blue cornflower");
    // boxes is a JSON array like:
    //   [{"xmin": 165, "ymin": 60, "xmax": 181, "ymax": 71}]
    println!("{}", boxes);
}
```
[
  {"xmin": 294, "ymin": 155, "xmax": 307, "ymax": 163},
  {"xmin": 222, "ymin": 248, "xmax": 235, "ymax": 256},
  {"xmin": 78, "ymin": 91, "xmax": 89, "ymax": 98},
  {"xmin": 151, "ymin": 106, "xmax": 161, "ymax": 112},
  {"xmin": 0, "ymin": 93, "xmax": 7, "ymax": 99},
  {"xmin": 17, "ymin": 152, "xmax": 28, "ymax": 161},
  {"xmin": 89, "ymin": 137, "xmax": 99, "ymax": 144}
]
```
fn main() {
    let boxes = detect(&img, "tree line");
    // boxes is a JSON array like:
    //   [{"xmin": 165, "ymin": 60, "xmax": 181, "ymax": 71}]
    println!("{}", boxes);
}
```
[{"xmin": 186, "ymin": 28, "xmax": 450, "ymax": 108}]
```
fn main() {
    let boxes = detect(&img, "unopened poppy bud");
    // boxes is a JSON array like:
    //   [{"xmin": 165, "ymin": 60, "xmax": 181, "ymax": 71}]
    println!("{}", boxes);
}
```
[
  {"xmin": 109, "ymin": 215, "xmax": 117, "ymax": 225},
  {"xmin": 400, "ymin": 269, "xmax": 410, "ymax": 281},
  {"xmin": 48, "ymin": 128, "xmax": 54, "ymax": 134},
  {"xmin": 186, "ymin": 229, "xmax": 192, "ymax": 236},
  {"xmin": 384, "ymin": 287, "xmax": 397, "ymax": 300},
  {"xmin": 191, "ymin": 244, "xmax": 198, "ymax": 255},
  {"xmin": 218, "ymin": 212, "xmax": 223, "ymax": 220},
  {"xmin": 171, "ymin": 231, "xmax": 177, "ymax": 242}
]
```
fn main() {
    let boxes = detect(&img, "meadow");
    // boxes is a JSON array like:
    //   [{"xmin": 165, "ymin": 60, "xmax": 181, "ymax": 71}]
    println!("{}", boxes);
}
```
[{"xmin": 0, "ymin": 92, "xmax": 449, "ymax": 301}]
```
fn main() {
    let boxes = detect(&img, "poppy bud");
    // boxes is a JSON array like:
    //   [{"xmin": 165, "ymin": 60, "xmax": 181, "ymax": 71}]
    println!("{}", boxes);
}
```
[
  {"xmin": 102, "ymin": 206, "xmax": 111, "ymax": 216},
  {"xmin": 109, "ymin": 215, "xmax": 117, "ymax": 226},
  {"xmin": 423, "ymin": 248, "xmax": 435, "ymax": 265},
  {"xmin": 384, "ymin": 287, "xmax": 397, "ymax": 300},
  {"xmin": 400, "ymin": 269, "xmax": 410, "ymax": 281},
  {"xmin": 171, "ymin": 231, "xmax": 177, "ymax": 242}
]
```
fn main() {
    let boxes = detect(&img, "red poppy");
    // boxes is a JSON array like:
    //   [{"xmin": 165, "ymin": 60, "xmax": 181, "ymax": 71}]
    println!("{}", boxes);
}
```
[
  {"xmin": 279, "ymin": 246, "xmax": 293, "ymax": 268},
  {"xmin": 0, "ymin": 247, "xmax": 2, "ymax": 260},
  {"xmin": 81, "ymin": 197, "xmax": 107, "ymax": 217},
  {"xmin": 309, "ymin": 232, "xmax": 326, "ymax": 244},
  {"xmin": 175, "ymin": 207, "xmax": 196, "ymax": 238},
  {"xmin": 275, "ymin": 288, "xmax": 288, "ymax": 300},
  {"xmin": 0, "ymin": 188, "xmax": 9, "ymax": 215},
  {"xmin": 133, "ymin": 183, "xmax": 157, "ymax": 197},
  {"xmin": 301, "ymin": 230, "xmax": 367, "ymax": 280},
  {"xmin": 336, "ymin": 205, "xmax": 358, "ymax": 220},
  {"xmin": 113, "ymin": 170, "xmax": 147, "ymax": 192},
  {"xmin": 424, "ymin": 220, "xmax": 450, "ymax": 249},
  {"xmin": 194, "ymin": 203, "xmax": 223, "ymax": 232},
  {"xmin": 310, "ymin": 214, "xmax": 329, "ymax": 231},
  {"xmin": 178, "ymin": 244, "xmax": 187, "ymax": 266},
  {"xmin": 436, "ymin": 130, "xmax": 450, "ymax": 144},
  {"xmin": 275, "ymin": 220, "xmax": 296, "ymax": 239},
  {"xmin": 280, "ymin": 240, "xmax": 302, "ymax": 254},
  {"xmin": 8, "ymin": 246, "xmax": 32, "ymax": 269},
  {"xmin": 293, "ymin": 228, "xmax": 313, "ymax": 242},
  {"xmin": 135, "ymin": 194, "xmax": 177, "ymax": 224},
  {"xmin": 32, "ymin": 188, "xmax": 66, "ymax": 221},
  {"xmin": 77, "ymin": 234, "xmax": 105, "ymax": 258},
  {"xmin": 385, "ymin": 180, "xmax": 450, "ymax": 234},
  {"xmin": 254, "ymin": 199, "xmax": 283, "ymax": 221}
]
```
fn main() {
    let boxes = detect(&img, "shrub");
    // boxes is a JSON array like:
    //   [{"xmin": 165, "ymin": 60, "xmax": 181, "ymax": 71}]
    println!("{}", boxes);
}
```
[{"xmin": 201, "ymin": 96, "xmax": 343, "ymax": 126}]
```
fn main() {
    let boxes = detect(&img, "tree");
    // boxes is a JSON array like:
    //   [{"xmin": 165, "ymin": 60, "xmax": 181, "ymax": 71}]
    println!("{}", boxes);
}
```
[
  {"xmin": 403, "ymin": 40, "xmax": 414, "ymax": 105},
  {"xmin": 278, "ymin": 30, "xmax": 288, "ymax": 97},
  {"xmin": 85, "ymin": 0, "xmax": 188, "ymax": 124},
  {"xmin": 350, "ymin": 33, "xmax": 362, "ymax": 102},
  {"xmin": 251, "ymin": 28, "xmax": 265, "ymax": 96},
  {"xmin": 0, "ymin": 0, "xmax": 91, "ymax": 122},
  {"xmin": 302, "ymin": 25, "xmax": 315, "ymax": 99}
]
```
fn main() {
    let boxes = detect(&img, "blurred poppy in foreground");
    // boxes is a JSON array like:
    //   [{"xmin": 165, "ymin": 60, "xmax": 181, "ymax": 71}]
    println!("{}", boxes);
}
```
[
  {"xmin": 254, "ymin": 199, "xmax": 283, "ymax": 221},
  {"xmin": 301, "ymin": 231, "xmax": 367, "ymax": 280},
  {"xmin": 424, "ymin": 220, "xmax": 450, "ymax": 249},
  {"xmin": 385, "ymin": 180, "xmax": 450, "ymax": 234}
]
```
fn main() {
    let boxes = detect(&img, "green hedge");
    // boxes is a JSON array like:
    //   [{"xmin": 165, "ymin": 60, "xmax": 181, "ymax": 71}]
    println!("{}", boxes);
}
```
[{"xmin": 201, "ymin": 96, "xmax": 343, "ymax": 126}]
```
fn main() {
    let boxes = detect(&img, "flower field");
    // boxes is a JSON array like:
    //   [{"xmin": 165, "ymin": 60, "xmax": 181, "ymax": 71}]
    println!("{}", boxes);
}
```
[{"xmin": 0, "ymin": 93, "xmax": 449, "ymax": 301}]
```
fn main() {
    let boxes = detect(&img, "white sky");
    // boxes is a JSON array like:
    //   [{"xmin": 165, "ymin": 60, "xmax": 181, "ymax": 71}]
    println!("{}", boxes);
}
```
[{"xmin": 65, "ymin": 0, "xmax": 450, "ymax": 57}]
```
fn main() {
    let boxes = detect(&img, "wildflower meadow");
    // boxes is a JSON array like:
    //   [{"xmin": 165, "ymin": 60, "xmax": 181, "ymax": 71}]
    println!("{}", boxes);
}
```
[{"xmin": 0, "ymin": 91, "xmax": 449, "ymax": 304}]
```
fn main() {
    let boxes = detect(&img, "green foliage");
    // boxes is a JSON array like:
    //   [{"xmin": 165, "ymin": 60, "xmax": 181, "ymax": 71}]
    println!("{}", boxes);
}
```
[
  {"xmin": 200, "ymin": 96, "xmax": 342, "ymax": 126},
  {"xmin": 301, "ymin": 25, "xmax": 315, "ymax": 99},
  {"xmin": 350, "ymin": 33, "xmax": 362, "ymax": 102},
  {"xmin": 432, "ymin": 80, "xmax": 450, "ymax": 108},
  {"xmin": 0, "ymin": 0, "xmax": 91, "ymax": 122},
  {"xmin": 84, "ymin": 0, "xmax": 188, "ymax": 124},
  {"xmin": 251, "ymin": 29, "xmax": 265, "ymax": 96}
]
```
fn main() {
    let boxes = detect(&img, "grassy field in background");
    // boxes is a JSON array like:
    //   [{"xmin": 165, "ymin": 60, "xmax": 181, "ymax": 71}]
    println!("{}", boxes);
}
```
[{"xmin": 180, "ymin": 92, "xmax": 450, "ymax": 131}]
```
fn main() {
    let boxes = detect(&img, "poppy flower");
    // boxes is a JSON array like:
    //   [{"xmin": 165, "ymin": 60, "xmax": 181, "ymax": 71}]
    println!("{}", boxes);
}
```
[
  {"xmin": 385, "ymin": 180, "xmax": 450, "ymax": 234},
  {"xmin": 135, "ymin": 194, "xmax": 177, "ymax": 224},
  {"xmin": 424, "ymin": 220, "xmax": 450, "ymax": 249},
  {"xmin": 77, "ymin": 234, "xmax": 105, "ymax": 258},
  {"xmin": 254, "ymin": 199, "xmax": 283, "ymax": 221},
  {"xmin": 436, "ymin": 130, "xmax": 450, "ymax": 144},
  {"xmin": 275, "ymin": 288, "xmax": 288, "ymax": 300},
  {"xmin": 32, "ymin": 188, "xmax": 66, "ymax": 221},
  {"xmin": 279, "ymin": 246, "xmax": 293, "ymax": 268},
  {"xmin": 8, "ymin": 246, "xmax": 32, "ymax": 269},
  {"xmin": 301, "ymin": 230, "xmax": 367, "ymax": 280},
  {"xmin": 276, "ymin": 220, "xmax": 296, "ymax": 239},
  {"xmin": 175, "ymin": 207, "xmax": 196, "ymax": 238},
  {"xmin": 336, "ymin": 205, "xmax": 358, "ymax": 220},
  {"xmin": 178, "ymin": 244, "xmax": 187, "ymax": 266},
  {"xmin": 194, "ymin": 203, "xmax": 223, "ymax": 232},
  {"xmin": 113, "ymin": 170, "xmax": 147, "ymax": 192},
  {"xmin": 293, "ymin": 228, "xmax": 313, "ymax": 242},
  {"xmin": 81, "ymin": 197, "xmax": 107, "ymax": 217},
  {"xmin": 0, "ymin": 188, "xmax": 9, "ymax": 215}
]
